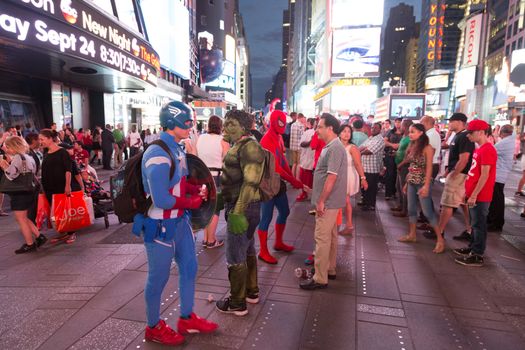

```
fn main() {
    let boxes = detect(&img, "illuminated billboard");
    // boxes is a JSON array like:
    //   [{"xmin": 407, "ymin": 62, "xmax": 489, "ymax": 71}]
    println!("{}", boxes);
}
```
[
  {"xmin": 332, "ymin": 0, "xmax": 384, "ymax": 28},
  {"xmin": 141, "ymin": 0, "xmax": 190, "ymax": 79},
  {"xmin": 462, "ymin": 13, "xmax": 483, "ymax": 68},
  {"xmin": 389, "ymin": 95, "xmax": 425, "ymax": 119},
  {"xmin": 425, "ymin": 74, "xmax": 449, "ymax": 90},
  {"xmin": 331, "ymin": 84, "xmax": 377, "ymax": 114},
  {"xmin": 202, "ymin": 60, "xmax": 236, "ymax": 94},
  {"xmin": 331, "ymin": 27, "xmax": 380, "ymax": 77},
  {"xmin": 455, "ymin": 66, "xmax": 476, "ymax": 97},
  {"xmin": 315, "ymin": 33, "xmax": 331, "ymax": 87}
]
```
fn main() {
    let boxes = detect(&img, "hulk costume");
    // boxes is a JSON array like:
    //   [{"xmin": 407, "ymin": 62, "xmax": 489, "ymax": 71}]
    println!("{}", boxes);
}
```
[{"xmin": 216, "ymin": 111, "xmax": 265, "ymax": 315}]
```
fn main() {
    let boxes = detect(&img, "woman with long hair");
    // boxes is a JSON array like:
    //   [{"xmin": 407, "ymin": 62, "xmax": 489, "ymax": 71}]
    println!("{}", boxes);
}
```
[
  {"xmin": 39, "ymin": 129, "xmax": 83, "ymax": 244},
  {"xmin": 398, "ymin": 123, "xmax": 444, "ymax": 253},
  {"xmin": 338, "ymin": 124, "xmax": 367, "ymax": 235},
  {"xmin": 196, "ymin": 115, "xmax": 229, "ymax": 248},
  {"xmin": 0, "ymin": 136, "xmax": 46, "ymax": 253},
  {"xmin": 91, "ymin": 126, "xmax": 102, "ymax": 165}
]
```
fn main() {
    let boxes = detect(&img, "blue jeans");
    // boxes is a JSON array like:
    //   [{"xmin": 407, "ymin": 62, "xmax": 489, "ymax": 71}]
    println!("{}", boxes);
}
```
[
  {"xmin": 144, "ymin": 218, "xmax": 197, "ymax": 327},
  {"xmin": 225, "ymin": 202, "xmax": 261, "ymax": 264},
  {"xmin": 258, "ymin": 191, "xmax": 289, "ymax": 231},
  {"xmin": 407, "ymin": 183, "xmax": 437, "ymax": 226},
  {"xmin": 469, "ymin": 201, "xmax": 490, "ymax": 255}
]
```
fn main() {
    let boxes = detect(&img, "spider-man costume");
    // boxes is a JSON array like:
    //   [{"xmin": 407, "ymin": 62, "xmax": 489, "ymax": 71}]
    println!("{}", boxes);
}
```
[{"xmin": 258, "ymin": 110, "xmax": 303, "ymax": 264}]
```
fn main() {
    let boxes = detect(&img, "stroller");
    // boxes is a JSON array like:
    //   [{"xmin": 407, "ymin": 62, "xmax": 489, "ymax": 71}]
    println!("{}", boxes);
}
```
[{"xmin": 82, "ymin": 172, "xmax": 114, "ymax": 228}]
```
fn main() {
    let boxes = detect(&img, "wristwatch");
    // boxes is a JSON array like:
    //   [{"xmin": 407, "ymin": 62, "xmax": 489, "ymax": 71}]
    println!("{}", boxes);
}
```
[{"xmin": 360, "ymin": 176, "xmax": 366, "ymax": 180}]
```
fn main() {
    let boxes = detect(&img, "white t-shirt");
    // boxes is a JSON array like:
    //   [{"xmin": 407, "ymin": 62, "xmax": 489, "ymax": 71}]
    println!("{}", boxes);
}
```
[
  {"xmin": 196, "ymin": 133, "xmax": 224, "ymax": 176},
  {"xmin": 426, "ymin": 128, "xmax": 441, "ymax": 164},
  {"xmin": 299, "ymin": 128, "xmax": 315, "ymax": 170},
  {"xmin": 129, "ymin": 132, "xmax": 142, "ymax": 147}
]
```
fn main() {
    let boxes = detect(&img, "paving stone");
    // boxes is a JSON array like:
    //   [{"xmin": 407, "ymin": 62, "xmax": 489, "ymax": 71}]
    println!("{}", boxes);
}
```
[
  {"xmin": 357, "ymin": 312, "xmax": 408, "ymax": 328},
  {"xmin": 242, "ymin": 301, "xmax": 307, "ymax": 350},
  {"xmin": 356, "ymin": 237, "xmax": 390, "ymax": 262},
  {"xmin": 400, "ymin": 293, "xmax": 448, "ymax": 306},
  {"xmin": 70, "ymin": 317, "xmax": 144, "ymax": 350},
  {"xmin": 299, "ymin": 292, "xmax": 356, "ymax": 349},
  {"xmin": 395, "ymin": 272, "xmax": 443, "ymax": 298},
  {"xmin": 111, "ymin": 244, "xmax": 145, "ymax": 255},
  {"xmin": 124, "ymin": 253, "xmax": 148, "ymax": 271},
  {"xmin": 356, "ymin": 296, "xmax": 403, "ymax": 309},
  {"xmin": 49, "ymin": 293, "xmax": 95, "ymax": 301},
  {"xmin": 436, "ymin": 274, "xmax": 498, "ymax": 311},
  {"xmin": 0, "ymin": 308, "xmax": 76, "ymax": 350},
  {"xmin": 463, "ymin": 327, "xmax": 525, "ymax": 350},
  {"xmin": 38, "ymin": 300, "xmax": 88, "ymax": 309},
  {"xmin": 266, "ymin": 291, "xmax": 311, "ymax": 305},
  {"xmin": 84, "ymin": 270, "xmax": 147, "ymax": 312},
  {"xmin": 357, "ymin": 322, "xmax": 413, "ymax": 350},
  {"xmin": 403, "ymin": 302, "xmax": 470, "ymax": 350}
]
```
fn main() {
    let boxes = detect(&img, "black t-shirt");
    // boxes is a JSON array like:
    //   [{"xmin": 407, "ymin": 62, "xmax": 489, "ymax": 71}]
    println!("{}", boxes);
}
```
[
  {"xmin": 41, "ymin": 148, "xmax": 81, "ymax": 195},
  {"xmin": 385, "ymin": 128, "xmax": 402, "ymax": 154},
  {"xmin": 448, "ymin": 130, "xmax": 475, "ymax": 174}
]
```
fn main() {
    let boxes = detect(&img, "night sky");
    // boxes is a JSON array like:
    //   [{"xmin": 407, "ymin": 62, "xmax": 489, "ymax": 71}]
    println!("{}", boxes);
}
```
[{"xmin": 239, "ymin": 0, "xmax": 422, "ymax": 109}]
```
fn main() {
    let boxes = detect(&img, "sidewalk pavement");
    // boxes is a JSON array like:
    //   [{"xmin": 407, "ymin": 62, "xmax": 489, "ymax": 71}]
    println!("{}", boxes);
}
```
[{"xmin": 0, "ymin": 167, "xmax": 524, "ymax": 349}]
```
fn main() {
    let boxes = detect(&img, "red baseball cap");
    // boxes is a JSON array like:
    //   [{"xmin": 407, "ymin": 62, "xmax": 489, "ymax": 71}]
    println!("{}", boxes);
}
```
[{"xmin": 467, "ymin": 119, "xmax": 490, "ymax": 132}]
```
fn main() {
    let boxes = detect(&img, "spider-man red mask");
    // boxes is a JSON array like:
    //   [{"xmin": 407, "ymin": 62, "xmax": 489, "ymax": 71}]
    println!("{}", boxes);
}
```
[{"xmin": 270, "ymin": 110, "xmax": 287, "ymax": 134}]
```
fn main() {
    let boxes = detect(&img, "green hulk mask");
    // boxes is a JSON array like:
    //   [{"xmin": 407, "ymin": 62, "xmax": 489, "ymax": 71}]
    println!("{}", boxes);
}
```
[{"xmin": 221, "ymin": 113, "xmax": 265, "ymax": 234}]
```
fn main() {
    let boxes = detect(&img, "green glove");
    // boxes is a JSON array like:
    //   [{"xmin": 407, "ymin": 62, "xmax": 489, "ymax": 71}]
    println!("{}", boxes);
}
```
[
  {"xmin": 216, "ymin": 192, "xmax": 224, "ymax": 212},
  {"xmin": 228, "ymin": 213, "xmax": 249, "ymax": 235}
]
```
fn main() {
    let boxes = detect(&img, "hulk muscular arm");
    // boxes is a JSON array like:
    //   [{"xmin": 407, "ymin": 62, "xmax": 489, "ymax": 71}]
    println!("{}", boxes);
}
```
[{"xmin": 233, "ymin": 141, "xmax": 265, "ymax": 215}]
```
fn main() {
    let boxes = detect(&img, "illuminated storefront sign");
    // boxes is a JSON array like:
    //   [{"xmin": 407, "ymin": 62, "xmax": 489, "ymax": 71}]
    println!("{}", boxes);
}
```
[
  {"xmin": 202, "ymin": 60, "xmax": 236, "ymax": 94},
  {"xmin": 1, "ymin": 0, "xmax": 159, "ymax": 86},
  {"xmin": 427, "ymin": 0, "xmax": 445, "ymax": 61},
  {"xmin": 425, "ymin": 74, "xmax": 449, "ymax": 90}
]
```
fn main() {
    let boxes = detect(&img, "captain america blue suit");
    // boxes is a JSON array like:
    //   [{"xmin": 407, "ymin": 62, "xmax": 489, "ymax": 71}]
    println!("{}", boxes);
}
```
[{"xmin": 132, "ymin": 101, "xmax": 217, "ymax": 345}]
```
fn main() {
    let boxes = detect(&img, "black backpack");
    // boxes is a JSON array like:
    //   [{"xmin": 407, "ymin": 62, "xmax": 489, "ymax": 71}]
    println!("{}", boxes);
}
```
[{"xmin": 112, "ymin": 140, "xmax": 175, "ymax": 223}]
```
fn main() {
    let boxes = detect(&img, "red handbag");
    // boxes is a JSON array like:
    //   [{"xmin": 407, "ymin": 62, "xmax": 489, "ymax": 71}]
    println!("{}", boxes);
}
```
[{"xmin": 52, "ymin": 191, "xmax": 91, "ymax": 233}]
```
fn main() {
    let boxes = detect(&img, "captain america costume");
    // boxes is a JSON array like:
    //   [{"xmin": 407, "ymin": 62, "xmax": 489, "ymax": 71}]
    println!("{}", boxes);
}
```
[{"xmin": 132, "ymin": 101, "xmax": 217, "ymax": 346}]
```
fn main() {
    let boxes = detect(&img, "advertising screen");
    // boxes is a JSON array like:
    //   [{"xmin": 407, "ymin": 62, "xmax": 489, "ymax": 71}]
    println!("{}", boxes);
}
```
[
  {"xmin": 331, "ymin": 27, "xmax": 381, "ymax": 77},
  {"xmin": 202, "ymin": 60, "xmax": 236, "ymax": 94},
  {"xmin": 389, "ymin": 95, "xmax": 425, "ymax": 119},
  {"xmin": 141, "ymin": 0, "xmax": 190, "ymax": 79},
  {"xmin": 331, "ymin": 85, "xmax": 377, "ymax": 114},
  {"xmin": 455, "ymin": 66, "xmax": 476, "ymax": 97},
  {"xmin": 332, "ymin": 0, "xmax": 384, "ymax": 27},
  {"xmin": 425, "ymin": 74, "xmax": 449, "ymax": 90},
  {"xmin": 315, "ymin": 33, "xmax": 331, "ymax": 87}
]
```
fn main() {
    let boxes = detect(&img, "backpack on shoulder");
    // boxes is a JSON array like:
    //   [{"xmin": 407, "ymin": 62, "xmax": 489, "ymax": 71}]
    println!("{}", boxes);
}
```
[
  {"xmin": 259, "ymin": 148, "xmax": 281, "ymax": 202},
  {"xmin": 112, "ymin": 140, "xmax": 175, "ymax": 223}
]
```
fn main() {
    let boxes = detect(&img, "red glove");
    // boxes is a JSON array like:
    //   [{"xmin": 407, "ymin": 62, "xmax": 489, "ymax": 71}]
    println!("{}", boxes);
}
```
[
  {"xmin": 186, "ymin": 182, "xmax": 201, "ymax": 195},
  {"xmin": 172, "ymin": 195, "xmax": 202, "ymax": 210}
]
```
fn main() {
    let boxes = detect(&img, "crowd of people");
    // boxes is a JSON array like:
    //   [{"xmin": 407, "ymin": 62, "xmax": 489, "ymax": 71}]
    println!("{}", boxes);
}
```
[{"xmin": 2, "ymin": 104, "xmax": 525, "ymax": 346}]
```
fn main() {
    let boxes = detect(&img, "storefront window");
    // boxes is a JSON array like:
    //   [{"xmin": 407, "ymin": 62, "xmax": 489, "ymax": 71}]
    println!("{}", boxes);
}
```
[
  {"xmin": 115, "ymin": 0, "xmax": 139, "ymax": 32},
  {"xmin": 88, "ymin": 0, "xmax": 115, "ymax": 16},
  {"xmin": 0, "ymin": 99, "xmax": 41, "ymax": 130}
]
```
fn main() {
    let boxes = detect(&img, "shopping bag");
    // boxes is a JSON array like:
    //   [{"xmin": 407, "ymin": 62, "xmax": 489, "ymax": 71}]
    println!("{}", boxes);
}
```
[
  {"xmin": 84, "ymin": 196, "xmax": 95, "ymax": 225},
  {"xmin": 36, "ymin": 193, "xmax": 52, "ymax": 230},
  {"xmin": 52, "ymin": 191, "xmax": 91, "ymax": 233}
]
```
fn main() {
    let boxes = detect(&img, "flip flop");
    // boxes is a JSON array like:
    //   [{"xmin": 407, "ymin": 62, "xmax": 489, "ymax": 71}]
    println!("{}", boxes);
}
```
[{"xmin": 398, "ymin": 235, "xmax": 417, "ymax": 243}]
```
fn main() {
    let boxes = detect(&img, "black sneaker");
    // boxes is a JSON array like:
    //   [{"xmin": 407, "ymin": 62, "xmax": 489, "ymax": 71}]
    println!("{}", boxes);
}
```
[
  {"xmin": 35, "ymin": 234, "xmax": 47, "ymax": 247},
  {"xmin": 246, "ymin": 294, "xmax": 259, "ymax": 304},
  {"xmin": 15, "ymin": 243, "xmax": 37, "ymax": 254},
  {"xmin": 328, "ymin": 274, "xmax": 336, "ymax": 280},
  {"xmin": 453, "ymin": 247, "xmax": 472, "ymax": 256},
  {"xmin": 215, "ymin": 298, "xmax": 248, "ymax": 316},
  {"xmin": 423, "ymin": 229, "xmax": 437, "ymax": 240},
  {"xmin": 299, "ymin": 278, "xmax": 328, "ymax": 290},
  {"xmin": 453, "ymin": 230, "xmax": 472, "ymax": 241},
  {"xmin": 455, "ymin": 253, "xmax": 484, "ymax": 267}
]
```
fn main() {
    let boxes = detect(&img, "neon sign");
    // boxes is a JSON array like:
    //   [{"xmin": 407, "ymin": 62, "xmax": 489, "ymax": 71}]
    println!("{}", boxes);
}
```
[{"xmin": 427, "ymin": 0, "xmax": 445, "ymax": 61}]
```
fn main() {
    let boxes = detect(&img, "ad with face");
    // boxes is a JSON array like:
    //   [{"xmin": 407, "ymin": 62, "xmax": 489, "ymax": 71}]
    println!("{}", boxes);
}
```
[{"xmin": 331, "ymin": 27, "xmax": 381, "ymax": 77}]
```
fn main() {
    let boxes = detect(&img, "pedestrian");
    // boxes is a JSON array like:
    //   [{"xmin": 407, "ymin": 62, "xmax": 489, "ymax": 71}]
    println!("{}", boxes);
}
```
[
  {"xmin": 338, "ymin": 123, "xmax": 367, "ymax": 235},
  {"xmin": 75, "ymin": 128, "xmax": 84, "ymax": 142},
  {"xmin": 101, "ymin": 124, "xmax": 114, "ymax": 170},
  {"xmin": 454, "ymin": 120, "xmax": 497, "ymax": 267},
  {"xmin": 91, "ymin": 126, "xmax": 102, "ymax": 165},
  {"xmin": 144, "ymin": 129, "xmax": 154, "ymax": 147},
  {"xmin": 391, "ymin": 119, "xmax": 413, "ymax": 217},
  {"xmin": 250, "ymin": 115, "xmax": 263, "ymax": 142},
  {"xmin": 257, "ymin": 110, "xmax": 304, "ymax": 264},
  {"xmin": 215, "ymin": 109, "xmax": 264, "ymax": 316},
  {"xmin": 516, "ymin": 132, "xmax": 525, "ymax": 196},
  {"xmin": 196, "ymin": 115, "xmax": 228, "ymax": 249},
  {"xmin": 487, "ymin": 124, "xmax": 515, "ymax": 232},
  {"xmin": 132, "ymin": 101, "xmax": 218, "ymax": 346},
  {"xmin": 300, "ymin": 113, "xmax": 347, "ymax": 290},
  {"xmin": 359, "ymin": 122, "xmax": 385, "ymax": 211},
  {"xmin": 434, "ymin": 113, "xmax": 475, "ymax": 242},
  {"xmin": 39, "ymin": 130, "xmax": 83, "ymax": 244},
  {"xmin": 290, "ymin": 113, "xmax": 306, "ymax": 179},
  {"xmin": 25, "ymin": 133, "xmax": 42, "ymax": 225},
  {"xmin": 296, "ymin": 118, "xmax": 316, "ymax": 202},
  {"xmin": 112, "ymin": 124, "xmax": 124, "ymax": 167},
  {"xmin": 397, "ymin": 124, "xmax": 443, "ymax": 253},
  {"xmin": 381, "ymin": 120, "xmax": 391, "ymax": 137},
  {"xmin": 0, "ymin": 136, "xmax": 46, "ymax": 254},
  {"xmin": 351, "ymin": 119, "xmax": 368, "ymax": 147},
  {"xmin": 128, "ymin": 125, "xmax": 143, "ymax": 158},
  {"xmin": 73, "ymin": 141, "xmax": 89, "ymax": 169},
  {"xmin": 383, "ymin": 118, "xmax": 403, "ymax": 200},
  {"xmin": 63, "ymin": 128, "xmax": 75, "ymax": 145}
]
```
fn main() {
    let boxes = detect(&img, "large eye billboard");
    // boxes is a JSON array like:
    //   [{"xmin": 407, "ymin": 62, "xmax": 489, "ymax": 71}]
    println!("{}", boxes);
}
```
[{"xmin": 331, "ymin": 27, "xmax": 381, "ymax": 77}]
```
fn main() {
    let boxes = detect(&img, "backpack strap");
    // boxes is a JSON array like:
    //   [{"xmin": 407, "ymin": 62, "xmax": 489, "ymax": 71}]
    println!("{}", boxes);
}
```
[{"xmin": 149, "ymin": 140, "xmax": 176, "ymax": 179}]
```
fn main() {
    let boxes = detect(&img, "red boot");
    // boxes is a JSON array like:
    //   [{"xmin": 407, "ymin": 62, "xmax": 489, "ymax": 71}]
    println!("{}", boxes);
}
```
[
  {"xmin": 258, "ymin": 230, "xmax": 278, "ymax": 264},
  {"xmin": 145, "ymin": 320, "xmax": 185, "ymax": 346},
  {"xmin": 274, "ymin": 223, "xmax": 294, "ymax": 252}
]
